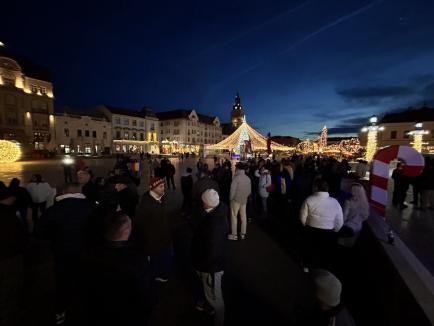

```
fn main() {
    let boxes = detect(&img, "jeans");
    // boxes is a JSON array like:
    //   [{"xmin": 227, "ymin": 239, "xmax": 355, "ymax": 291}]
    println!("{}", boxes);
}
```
[
  {"xmin": 260, "ymin": 196, "xmax": 268, "ymax": 213},
  {"xmin": 196, "ymin": 271, "xmax": 225, "ymax": 326}
]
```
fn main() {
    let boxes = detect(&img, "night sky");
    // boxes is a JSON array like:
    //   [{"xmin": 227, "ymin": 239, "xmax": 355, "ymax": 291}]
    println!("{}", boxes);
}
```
[{"xmin": 3, "ymin": 0, "xmax": 434, "ymax": 138}]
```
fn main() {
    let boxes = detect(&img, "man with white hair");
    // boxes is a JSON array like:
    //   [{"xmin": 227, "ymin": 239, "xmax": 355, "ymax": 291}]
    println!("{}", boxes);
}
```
[{"xmin": 191, "ymin": 189, "xmax": 229, "ymax": 326}]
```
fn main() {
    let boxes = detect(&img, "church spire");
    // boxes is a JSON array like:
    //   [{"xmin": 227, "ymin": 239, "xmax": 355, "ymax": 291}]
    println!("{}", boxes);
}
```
[{"xmin": 231, "ymin": 92, "xmax": 245, "ymax": 129}]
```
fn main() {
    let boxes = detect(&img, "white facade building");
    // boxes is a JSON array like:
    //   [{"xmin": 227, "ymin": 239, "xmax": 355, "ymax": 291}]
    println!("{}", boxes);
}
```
[
  {"xmin": 99, "ymin": 105, "xmax": 159, "ymax": 154},
  {"xmin": 156, "ymin": 109, "xmax": 222, "ymax": 154},
  {"xmin": 54, "ymin": 108, "xmax": 112, "ymax": 155}
]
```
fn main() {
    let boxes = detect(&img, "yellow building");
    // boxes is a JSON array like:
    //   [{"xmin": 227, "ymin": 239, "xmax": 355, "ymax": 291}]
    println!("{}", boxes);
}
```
[{"xmin": 0, "ymin": 44, "xmax": 55, "ymax": 153}]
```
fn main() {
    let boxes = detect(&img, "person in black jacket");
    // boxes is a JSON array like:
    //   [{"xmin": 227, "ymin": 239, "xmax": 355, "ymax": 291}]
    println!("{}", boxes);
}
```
[
  {"xmin": 134, "ymin": 177, "xmax": 172, "ymax": 283},
  {"xmin": 115, "ymin": 177, "xmax": 138, "ymax": 219},
  {"xmin": 81, "ymin": 211, "xmax": 154, "ymax": 326},
  {"xmin": 0, "ymin": 183, "xmax": 26, "ymax": 326},
  {"xmin": 191, "ymin": 189, "xmax": 229, "ymax": 325},
  {"xmin": 181, "ymin": 167, "xmax": 193, "ymax": 214},
  {"xmin": 9, "ymin": 178, "xmax": 32, "ymax": 234},
  {"xmin": 34, "ymin": 183, "xmax": 96, "ymax": 324},
  {"xmin": 165, "ymin": 160, "xmax": 176, "ymax": 189},
  {"xmin": 77, "ymin": 170, "xmax": 99, "ymax": 204}
]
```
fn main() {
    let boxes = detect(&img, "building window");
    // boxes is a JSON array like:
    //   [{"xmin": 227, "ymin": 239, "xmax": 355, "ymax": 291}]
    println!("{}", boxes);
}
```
[
  {"xmin": 140, "ymin": 133, "xmax": 144, "ymax": 140},
  {"xmin": 161, "ymin": 130, "xmax": 164, "ymax": 134},
  {"xmin": 132, "ymin": 132, "xmax": 137, "ymax": 140},
  {"xmin": 431, "ymin": 130, "xmax": 434, "ymax": 138},
  {"xmin": 3, "ymin": 78, "xmax": 15, "ymax": 87},
  {"xmin": 64, "ymin": 128, "xmax": 69, "ymax": 137},
  {"xmin": 31, "ymin": 85, "xmax": 38, "ymax": 93},
  {"xmin": 85, "ymin": 130, "xmax": 90, "ymax": 137},
  {"xmin": 85, "ymin": 146, "xmax": 92, "ymax": 154},
  {"xmin": 139, "ymin": 120, "xmax": 144, "ymax": 127},
  {"xmin": 124, "ymin": 132, "xmax": 129, "ymax": 139},
  {"xmin": 390, "ymin": 131, "xmax": 397, "ymax": 139},
  {"xmin": 150, "ymin": 123, "xmax": 155, "ymax": 130},
  {"xmin": 114, "ymin": 117, "xmax": 121, "ymax": 124},
  {"xmin": 92, "ymin": 131, "xmax": 97, "ymax": 138},
  {"xmin": 116, "ymin": 131, "xmax": 121, "ymax": 139},
  {"xmin": 123, "ymin": 118, "xmax": 129, "ymax": 126},
  {"xmin": 174, "ymin": 121, "xmax": 180, "ymax": 126},
  {"xmin": 40, "ymin": 87, "xmax": 47, "ymax": 95},
  {"xmin": 77, "ymin": 129, "xmax": 82, "ymax": 137},
  {"xmin": 103, "ymin": 131, "xmax": 107, "ymax": 139},
  {"xmin": 174, "ymin": 129, "xmax": 180, "ymax": 135},
  {"xmin": 188, "ymin": 137, "xmax": 190, "ymax": 142},
  {"xmin": 132, "ymin": 120, "xmax": 137, "ymax": 126},
  {"xmin": 160, "ymin": 122, "xmax": 163, "ymax": 126},
  {"xmin": 403, "ymin": 130, "xmax": 410, "ymax": 139}
]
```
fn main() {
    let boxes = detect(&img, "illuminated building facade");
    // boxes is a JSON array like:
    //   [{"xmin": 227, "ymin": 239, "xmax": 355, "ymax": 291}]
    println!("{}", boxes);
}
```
[
  {"xmin": 54, "ymin": 107, "xmax": 112, "ymax": 155},
  {"xmin": 156, "ymin": 109, "xmax": 222, "ymax": 154},
  {"xmin": 376, "ymin": 106, "xmax": 434, "ymax": 153},
  {"xmin": 99, "ymin": 105, "xmax": 159, "ymax": 154},
  {"xmin": 0, "ymin": 44, "xmax": 55, "ymax": 153},
  {"xmin": 230, "ymin": 92, "xmax": 245, "ymax": 129}
]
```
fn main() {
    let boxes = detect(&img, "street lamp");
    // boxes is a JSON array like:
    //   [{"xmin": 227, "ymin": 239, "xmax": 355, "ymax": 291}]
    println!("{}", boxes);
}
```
[
  {"xmin": 408, "ymin": 122, "xmax": 429, "ymax": 153},
  {"xmin": 361, "ymin": 115, "xmax": 384, "ymax": 161}
]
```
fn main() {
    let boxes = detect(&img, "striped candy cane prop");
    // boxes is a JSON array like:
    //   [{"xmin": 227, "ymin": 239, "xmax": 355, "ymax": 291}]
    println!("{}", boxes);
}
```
[{"xmin": 370, "ymin": 145, "xmax": 425, "ymax": 217}]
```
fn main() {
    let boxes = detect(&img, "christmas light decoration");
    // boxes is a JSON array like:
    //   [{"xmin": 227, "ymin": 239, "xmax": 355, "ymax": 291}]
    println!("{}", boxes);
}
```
[
  {"xmin": 207, "ymin": 119, "xmax": 293, "ymax": 152},
  {"xmin": 408, "ymin": 123, "xmax": 429, "ymax": 153},
  {"xmin": 339, "ymin": 138, "xmax": 362, "ymax": 156},
  {"xmin": 0, "ymin": 140, "xmax": 21, "ymax": 163},
  {"xmin": 361, "ymin": 115, "xmax": 384, "ymax": 161},
  {"xmin": 319, "ymin": 126, "xmax": 327, "ymax": 152}
]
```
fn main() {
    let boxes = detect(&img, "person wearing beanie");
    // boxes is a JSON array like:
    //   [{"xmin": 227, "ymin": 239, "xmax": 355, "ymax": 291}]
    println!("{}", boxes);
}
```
[
  {"xmin": 310, "ymin": 269, "xmax": 356, "ymax": 326},
  {"xmin": 134, "ymin": 176, "xmax": 172, "ymax": 283},
  {"xmin": 191, "ymin": 189, "xmax": 229, "ymax": 325},
  {"xmin": 228, "ymin": 163, "xmax": 251, "ymax": 240}
]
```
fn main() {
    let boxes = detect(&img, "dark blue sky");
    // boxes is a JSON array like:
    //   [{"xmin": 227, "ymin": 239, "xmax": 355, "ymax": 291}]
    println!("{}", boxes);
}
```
[{"xmin": 3, "ymin": 0, "xmax": 434, "ymax": 138}]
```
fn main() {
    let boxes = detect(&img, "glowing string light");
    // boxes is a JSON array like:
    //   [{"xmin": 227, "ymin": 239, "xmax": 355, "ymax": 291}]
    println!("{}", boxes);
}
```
[{"xmin": 0, "ymin": 140, "xmax": 21, "ymax": 163}]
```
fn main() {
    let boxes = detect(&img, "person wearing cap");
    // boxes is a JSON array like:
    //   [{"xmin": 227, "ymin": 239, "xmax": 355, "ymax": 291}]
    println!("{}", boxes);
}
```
[
  {"xmin": 191, "ymin": 189, "xmax": 229, "ymax": 326},
  {"xmin": 134, "ymin": 176, "xmax": 172, "ymax": 283},
  {"xmin": 310, "ymin": 269, "xmax": 356, "ymax": 326},
  {"xmin": 255, "ymin": 166, "xmax": 272, "ymax": 215},
  {"xmin": 114, "ymin": 176, "xmax": 138, "ymax": 219},
  {"xmin": 0, "ymin": 182, "xmax": 26, "ymax": 326},
  {"xmin": 228, "ymin": 162, "xmax": 251, "ymax": 240}
]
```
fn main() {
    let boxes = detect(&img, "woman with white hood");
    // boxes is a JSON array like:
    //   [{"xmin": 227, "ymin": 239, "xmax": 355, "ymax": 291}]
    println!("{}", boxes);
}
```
[{"xmin": 255, "ymin": 167, "xmax": 272, "ymax": 215}]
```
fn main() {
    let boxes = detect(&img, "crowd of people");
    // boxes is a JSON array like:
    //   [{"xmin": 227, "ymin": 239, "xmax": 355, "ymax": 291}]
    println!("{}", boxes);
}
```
[{"xmin": 3, "ymin": 152, "xmax": 429, "ymax": 326}]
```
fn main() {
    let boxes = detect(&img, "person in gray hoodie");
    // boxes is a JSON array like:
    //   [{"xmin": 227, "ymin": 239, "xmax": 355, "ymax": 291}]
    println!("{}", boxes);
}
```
[{"xmin": 228, "ymin": 163, "xmax": 251, "ymax": 240}]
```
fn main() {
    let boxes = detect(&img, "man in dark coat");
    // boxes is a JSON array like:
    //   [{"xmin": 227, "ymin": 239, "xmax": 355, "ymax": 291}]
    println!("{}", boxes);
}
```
[
  {"xmin": 181, "ymin": 167, "xmax": 194, "ymax": 214},
  {"xmin": 34, "ymin": 183, "xmax": 96, "ymax": 324},
  {"xmin": 134, "ymin": 177, "xmax": 172, "ymax": 282},
  {"xmin": 392, "ymin": 162, "xmax": 410, "ymax": 210},
  {"xmin": 165, "ymin": 160, "xmax": 176, "ymax": 189},
  {"xmin": 77, "ymin": 170, "xmax": 99, "ymax": 204},
  {"xmin": 81, "ymin": 211, "xmax": 154, "ymax": 326},
  {"xmin": 8, "ymin": 178, "xmax": 32, "ymax": 234},
  {"xmin": 0, "ymin": 183, "xmax": 26, "ymax": 326},
  {"xmin": 114, "ymin": 176, "xmax": 138, "ymax": 219},
  {"xmin": 191, "ymin": 189, "xmax": 229, "ymax": 325}
]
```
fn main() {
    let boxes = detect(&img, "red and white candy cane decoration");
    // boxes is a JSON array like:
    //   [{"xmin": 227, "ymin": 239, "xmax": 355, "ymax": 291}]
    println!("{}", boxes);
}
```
[{"xmin": 370, "ymin": 145, "xmax": 425, "ymax": 217}]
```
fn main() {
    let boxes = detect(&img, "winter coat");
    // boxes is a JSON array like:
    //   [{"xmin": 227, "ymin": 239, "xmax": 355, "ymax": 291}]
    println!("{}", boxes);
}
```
[
  {"xmin": 181, "ymin": 173, "xmax": 193, "ymax": 196},
  {"xmin": 117, "ymin": 187, "xmax": 139, "ymax": 219},
  {"xmin": 300, "ymin": 192, "xmax": 343, "ymax": 232},
  {"xmin": 255, "ymin": 170, "xmax": 272, "ymax": 198},
  {"xmin": 134, "ymin": 192, "xmax": 171, "ymax": 255},
  {"xmin": 81, "ymin": 241, "xmax": 154, "ymax": 326},
  {"xmin": 191, "ymin": 203, "xmax": 229, "ymax": 273},
  {"xmin": 26, "ymin": 182, "xmax": 52, "ymax": 204},
  {"xmin": 0, "ymin": 204, "xmax": 26, "ymax": 261},
  {"xmin": 230, "ymin": 170, "xmax": 251, "ymax": 204},
  {"xmin": 34, "ymin": 194, "xmax": 96, "ymax": 261}
]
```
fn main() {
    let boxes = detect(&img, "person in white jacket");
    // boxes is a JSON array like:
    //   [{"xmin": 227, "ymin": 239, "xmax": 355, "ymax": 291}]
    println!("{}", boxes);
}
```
[
  {"xmin": 228, "ymin": 163, "xmax": 251, "ymax": 240},
  {"xmin": 300, "ymin": 178, "xmax": 343, "ymax": 270},
  {"xmin": 26, "ymin": 174, "xmax": 53, "ymax": 223},
  {"xmin": 255, "ymin": 167, "xmax": 272, "ymax": 214}
]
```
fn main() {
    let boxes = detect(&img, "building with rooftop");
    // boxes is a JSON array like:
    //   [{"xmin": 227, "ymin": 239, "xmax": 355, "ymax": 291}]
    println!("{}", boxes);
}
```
[
  {"xmin": 375, "ymin": 106, "xmax": 434, "ymax": 152},
  {"xmin": 99, "ymin": 105, "xmax": 159, "ymax": 154},
  {"xmin": 54, "ymin": 107, "xmax": 112, "ymax": 155},
  {"xmin": 0, "ymin": 43, "xmax": 55, "ymax": 153},
  {"xmin": 156, "ymin": 109, "xmax": 222, "ymax": 154}
]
